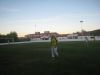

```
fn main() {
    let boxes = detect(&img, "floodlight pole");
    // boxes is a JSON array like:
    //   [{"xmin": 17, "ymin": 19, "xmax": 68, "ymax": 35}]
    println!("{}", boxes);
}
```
[{"xmin": 80, "ymin": 21, "xmax": 84, "ymax": 39}]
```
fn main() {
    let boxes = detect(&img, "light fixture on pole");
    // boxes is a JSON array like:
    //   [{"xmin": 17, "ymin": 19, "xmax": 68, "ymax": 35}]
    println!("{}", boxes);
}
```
[{"xmin": 80, "ymin": 21, "xmax": 84, "ymax": 39}]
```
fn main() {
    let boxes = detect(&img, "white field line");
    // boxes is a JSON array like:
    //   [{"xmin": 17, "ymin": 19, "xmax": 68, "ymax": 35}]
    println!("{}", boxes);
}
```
[{"xmin": 0, "ymin": 40, "xmax": 50, "ymax": 45}]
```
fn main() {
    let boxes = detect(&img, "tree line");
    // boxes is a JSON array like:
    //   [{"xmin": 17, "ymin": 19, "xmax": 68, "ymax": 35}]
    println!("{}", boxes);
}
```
[
  {"xmin": 0, "ymin": 31, "xmax": 30, "ymax": 43},
  {"xmin": 89, "ymin": 29, "xmax": 100, "ymax": 36}
]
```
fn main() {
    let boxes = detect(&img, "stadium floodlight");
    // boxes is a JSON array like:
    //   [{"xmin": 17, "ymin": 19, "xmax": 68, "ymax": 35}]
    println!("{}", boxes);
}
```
[{"xmin": 80, "ymin": 21, "xmax": 84, "ymax": 39}]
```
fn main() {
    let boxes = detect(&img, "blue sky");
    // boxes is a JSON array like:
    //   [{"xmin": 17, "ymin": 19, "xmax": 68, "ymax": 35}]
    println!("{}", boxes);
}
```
[{"xmin": 0, "ymin": 0, "xmax": 100, "ymax": 37}]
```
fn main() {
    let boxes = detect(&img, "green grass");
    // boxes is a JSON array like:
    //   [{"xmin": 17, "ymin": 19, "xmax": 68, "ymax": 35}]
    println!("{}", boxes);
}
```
[{"xmin": 0, "ymin": 41, "xmax": 100, "ymax": 75}]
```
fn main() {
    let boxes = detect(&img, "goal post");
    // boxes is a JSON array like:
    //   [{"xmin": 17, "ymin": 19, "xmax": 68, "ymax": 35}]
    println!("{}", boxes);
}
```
[{"xmin": 0, "ymin": 38, "xmax": 14, "ymax": 43}]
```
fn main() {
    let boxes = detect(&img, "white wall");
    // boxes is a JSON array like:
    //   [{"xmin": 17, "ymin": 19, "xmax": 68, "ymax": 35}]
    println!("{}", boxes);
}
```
[{"xmin": 30, "ymin": 36, "xmax": 100, "ymax": 41}]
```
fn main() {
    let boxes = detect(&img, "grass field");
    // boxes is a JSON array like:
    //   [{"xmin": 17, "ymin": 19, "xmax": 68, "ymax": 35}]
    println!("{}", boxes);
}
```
[{"xmin": 0, "ymin": 41, "xmax": 100, "ymax": 75}]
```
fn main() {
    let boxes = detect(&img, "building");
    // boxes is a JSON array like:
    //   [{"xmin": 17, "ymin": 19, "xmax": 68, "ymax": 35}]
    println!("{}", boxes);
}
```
[
  {"xmin": 25, "ymin": 31, "xmax": 59, "ymax": 40},
  {"xmin": 67, "ymin": 34, "xmax": 78, "ymax": 39},
  {"xmin": 25, "ymin": 30, "xmax": 100, "ymax": 41}
]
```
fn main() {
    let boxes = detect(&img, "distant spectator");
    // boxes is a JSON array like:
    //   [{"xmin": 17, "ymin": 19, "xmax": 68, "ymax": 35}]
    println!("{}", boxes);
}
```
[{"xmin": 84, "ymin": 37, "xmax": 89, "ymax": 47}]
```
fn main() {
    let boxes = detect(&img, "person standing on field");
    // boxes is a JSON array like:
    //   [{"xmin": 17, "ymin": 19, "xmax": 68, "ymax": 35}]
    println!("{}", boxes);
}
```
[
  {"xmin": 51, "ymin": 35, "xmax": 59, "ymax": 58},
  {"xmin": 84, "ymin": 37, "xmax": 89, "ymax": 47}
]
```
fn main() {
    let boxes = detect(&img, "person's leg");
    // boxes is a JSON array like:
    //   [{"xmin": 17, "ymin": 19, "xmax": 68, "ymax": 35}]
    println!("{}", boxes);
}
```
[
  {"xmin": 54, "ymin": 47, "xmax": 59, "ymax": 57},
  {"xmin": 51, "ymin": 47, "xmax": 55, "ymax": 57}
]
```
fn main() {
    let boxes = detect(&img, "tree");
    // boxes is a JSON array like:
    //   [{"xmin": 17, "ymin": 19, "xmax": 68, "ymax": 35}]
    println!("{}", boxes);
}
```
[
  {"xmin": 7, "ymin": 31, "xmax": 18, "ymax": 42},
  {"xmin": 0, "ymin": 34, "xmax": 7, "ymax": 43},
  {"xmin": 90, "ymin": 29, "xmax": 100, "ymax": 36}
]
